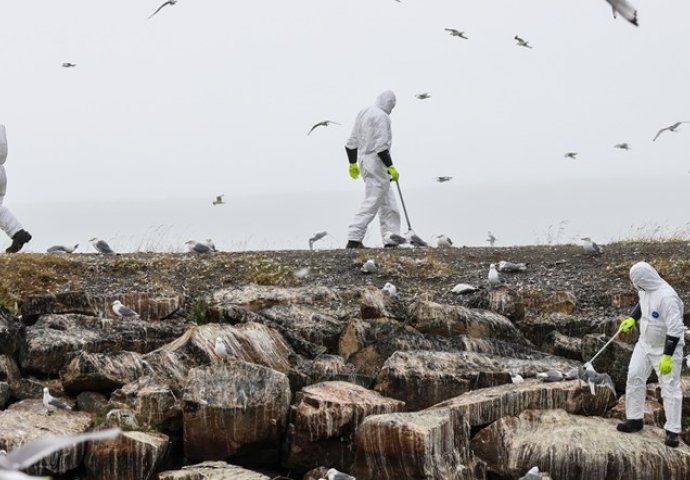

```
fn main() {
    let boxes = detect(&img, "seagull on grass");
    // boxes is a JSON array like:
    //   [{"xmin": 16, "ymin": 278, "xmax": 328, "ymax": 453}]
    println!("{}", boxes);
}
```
[
  {"xmin": 89, "ymin": 238, "xmax": 115, "ymax": 255},
  {"xmin": 307, "ymin": 121, "xmax": 340, "ymax": 136},
  {"xmin": 581, "ymin": 237, "xmax": 603, "ymax": 254}
]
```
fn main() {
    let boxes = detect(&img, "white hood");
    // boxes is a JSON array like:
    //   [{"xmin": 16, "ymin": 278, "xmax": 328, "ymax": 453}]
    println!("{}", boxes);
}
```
[
  {"xmin": 629, "ymin": 261, "xmax": 667, "ymax": 291},
  {"xmin": 375, "ymin": 90, "xmax": 396, "ymax": 115},
  {"xmin": 0, "ymin": 124, "xmax": 7, "ymax": 166}
]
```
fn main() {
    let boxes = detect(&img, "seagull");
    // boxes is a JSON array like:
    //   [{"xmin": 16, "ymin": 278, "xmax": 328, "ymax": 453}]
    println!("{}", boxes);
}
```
[
  {"xmin": 202, "ymin": 239, "xmax": 217, "ymax": 252},
  {"xmin": 536, "ymin": 370, "xmax": 564, "ymax": 382},
  {"xmin": 307, "ymin": 121, "xmax": 341, "ymax": 136},
  {"xmin": 451, "ymin": 283, "xmax": 478, "ymax": 294},
  {"xmin": 405, "ymin": 231, "xmax": 428, "ymax": 247},
  {"xmin": 435, "ymin": 176, "xmax": 453, "ymax": 183},
  {"xmin": 326, "ymin": 468, "xmax": 356, "ymax": 480},
  {"xmin": 214, "ymin": 337, "xmax": 229, "ymax": 358},
  {"xmin": 519, "ymin": 466, "xmax": 541, "ymax": 480},
  {"xmin": 89, "ymin": 237, "xmax": 115, "ymax": 255},
  {"xmin": 488, "ymin": 264, "xmax": 500, "ymax": 286},
  {"xmin": 444, "ymin": 29, "xmax": 468, "ymax": 39},
  {"xmin": 0, "ymin": 428, "xmax": 120, "ymax": 479},
  {"xmin": 581, "ymin": 237, "xmax": 603, "ymax": 254},
  {"xmin": 486, "ymin": 231, "xmax": 497, "ymax": 247},
  {"xmin": 212, "ymin": 194, "xmax": 225, "ymax": 206},
  {"xmin": 498, "ymin": 261, "xmax": 527, "ymax": 272},
  {"xmin": 309, "ymin": 231, "xmax": 328, "ymax": 250},
  {"xmin": 148, "ymin": 0, "xmax": 177, "ymax": 19},
  {"xmin": 652, "ymin": 121, "xmax": 690, "ymax": 141},
  {"xmin": 566, "ymin": 366, "xmax": 617, "ymax": 397},
  {"xmin": 510, "ymin": 372, "xmax": 525, "ymax": 384},
  {"xmin": 112, "ymin": 300, "xmax": 139, "ymax": 319},
  {"xmin": 293, "ymin": 267, "xmax": 310, "ymax": 279},
  {"xmin": 382, "ymin": 282, "xmax": 397, "ymax": 296},
  {"xmin": 415, "ymin": 93, "xmax": 431, "ymax": 100},
  {"xmin": 436, "ymin": 235, "xmax": 453, "ymax": 248},
  {"xmin": 605, "ymin": 0, "xmax": 638, "ymax": 26},
  {"xmin": 564, "ymin": 152, "xmax": 578, "ymax": 159},
  {"xmin": 61, "ymin": 63, "xmax": 77, "ymax": 68},
  {"xmin": 185, "ymin": 240, "xmax": 213, "ymax": 254},
  {"xmin": 614, "ymin": 143, "xmax": 630, "ymax": 150},
  {"xmin": 387, "ymin": 233, "xmax": 407, "ymax": 246},
  {"xmin": 514, "ymin": 35, "xmax": 532, "ymax": 48},
  {"xmin": 46, "ymin": 244, "xmax": 79, "ymax": 254},
  {"xmin": 361, "ymin": 259, "xmax": 377, "ymax": 274},
  {"xmin": 43, "ymin": 388, "xmax": 72, "ymax": 413}
]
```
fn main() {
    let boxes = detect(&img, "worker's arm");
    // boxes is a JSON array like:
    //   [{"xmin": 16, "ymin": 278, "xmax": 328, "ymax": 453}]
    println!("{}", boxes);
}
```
[
  {"xmin": 346, "ymin": 147, "xmax": 358, "ymax": 164},
  {"xmin": 619, "ymin": 303, "xmax": 641, "ymax": 333}
]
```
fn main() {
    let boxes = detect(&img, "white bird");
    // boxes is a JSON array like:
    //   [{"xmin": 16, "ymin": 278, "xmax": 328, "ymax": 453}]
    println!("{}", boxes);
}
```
[
  {"xmin": 202, "ymin": 239, "xmax": 217, "ymax": 252},
  {"xmin": 0, "ymin": 428, "xmax": 120, "ymax": 479},
  {"xmin": 89, "ymin": 237, "xmax": 115, "ymax": 255},
  {"xmin": 405, "ymin": 231, "xmax": 428, "ymax": 247},
  {"xmin": 514, "ymin": 35, "xmax": 532, "ymax": 48},
  {"xmin": 498, "ymin": 261, "xmax": 527, "ymax": 273},
  {"xmin": 307, "ymin": 121, "xmax": 341, "ymax": 136},
  {"xmin": 382, "ymin": 282, "xmax": 397, "ymax": 296},
  {"xmin": 309, "ymin": 231, "xmax": 328, "ymax": 250},
  {"xmin": 415, "ymin": 92, "xmax": 431, "ymax": 100},
  {"xmin": 361, "ymin": 260, "xmax": 377, "ymax": 274},
  {"xmin": 451, "ymin": 283, "xmax": 478, "ymax": 294},
  {"xmin": 42, "ymin": 388, "xmax": 72, "ymax": 413},
  {"xmin": 293, "ymin": 267, "xmax": 310, "ymax": 279},
  {"xmin": 510, "ymin": 372, "xmax": 525, "ymax": 385},
  {"xmin": 214, "ymin": 337, "xmax": 229, "ymax": 358},
  {"xmin": 46, "ymin": 244, "xmax": 78, "ymax": 254},
  {"xmin": 519, "ymin": 466, "xmax": 541, "ymax": 480},
  {"xmin": 488, "ymin": 264, "xmax": 500, "ymax": 286},
  {"xmin": 581, "ymin": 237, "xmax": 603, "ymax": 254},
  {"xmin": 486, "ymin": 231, "xmax": 497, "ymax": 247},
  {"xmin": 614, "ymin": 143, "xmax": 630, "ymax": 150},
  {"xmin": 536, "ymin": 370, "xmax": 564, "ymax": 382},
  {"xmin": 61, "ymin": 62, "xmax": 77, "ymax": 68},
  {"xmin": 148, "ymin": 0, "xmax": 177, "ymax": 19},
  {"xmin": 444, "ymin": 29, "xmax": 468, "ymax": 39},
  {"xmin": 564, "ymin": 152, "xmax": 578, "ymax": 159},
  {"xmin": 436, "ymin": 235, "xmax": 453, "ymax": 248},
  {"xmin": 652, "ymin": 121, "xmax": 690, "ymax": 141},
  {"xmin": 605, "ymin": 0, "xmax": 638, "ymax": 26},
  {"xmin": 435, "ymin": 176, "xmax": 453, "ymax": 183},
  {"xmin": 327, "ymin": 468, "xmax": 356, "ymax": 480},
  {"xmin": 212, "ymin": 194, "xmax": 225, "ymax": 206},
  {"xmin": 185, "ymin": 240, "xmax": 214, "ymax": 254},
  {"xmin": 112, "ymin": 300, "xmax": 139, "ymax": 319}
]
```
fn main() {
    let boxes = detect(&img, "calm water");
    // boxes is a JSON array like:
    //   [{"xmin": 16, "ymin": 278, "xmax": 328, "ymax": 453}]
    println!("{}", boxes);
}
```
[{"xmin": 6, "ymin": 177, "xmax": 690, "ymax": 254}]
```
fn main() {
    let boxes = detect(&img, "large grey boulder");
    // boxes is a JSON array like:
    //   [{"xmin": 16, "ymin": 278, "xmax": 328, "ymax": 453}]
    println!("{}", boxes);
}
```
[
  {"xmin": 84, "ymin": 430, "xmax": 170, "ymax": 480},
  {"xmin": 61, "ymin": 351, "xmax": 150, "ymax": 394},
  {"xmin": 110, "ymin": 376, "xmax": 181, "ymax": 430},
  {"xmin": 0, "ymin": 305, "xmax": 23, "ymax": 355}
]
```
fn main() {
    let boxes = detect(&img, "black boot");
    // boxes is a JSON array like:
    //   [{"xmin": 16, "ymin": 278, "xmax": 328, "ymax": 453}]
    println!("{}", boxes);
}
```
[
  {"xmin": 345, "ymin": 240, "xmax": 365, "ymax": 249},
  {"xmin": 665, "ymin": 430, "xmax": 679, "ymax": 448},
  {"xmin": 617, "ymin": 419, "xmax": 644, "ymax": 433},
  {"xmin": 5, "ymin": 229, "xmax": 32, "ymax": 253}
]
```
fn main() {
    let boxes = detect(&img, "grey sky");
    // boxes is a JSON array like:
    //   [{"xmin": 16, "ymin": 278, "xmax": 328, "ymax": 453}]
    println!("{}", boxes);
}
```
[{"xmin": 0, "ymin": 0, "xmax": 689, "ymax": 205}]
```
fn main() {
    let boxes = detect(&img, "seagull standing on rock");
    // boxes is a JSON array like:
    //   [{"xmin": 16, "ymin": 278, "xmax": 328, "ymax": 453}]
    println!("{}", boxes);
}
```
[
  {"xmin": 436, "ymin": 235, "xmax": 453, "ymax": 248},
  {"xmin": 581, "ymin": 237, "xmax": 603, "ymax": 254},
  {"xmin": 361, "ymin": 259, "xmax": 377, "ymax": 274},
  {"xmin": 112, "ymin": 300, "xmax": 139, "ymax": 319},
  {"xmin": 327, "ymin": 468, "xmax": 356, "ymax": 480},
  {"xmin": 214, "ymin": 337, "xmax": 229, "ymax": 359},
  {"xmin": 488, "ymin": 264, "xmax": 500, "ymax": 287},
  {"xmin": 43, "ymin": 387, "xmax": 72, "ymax": 413}
]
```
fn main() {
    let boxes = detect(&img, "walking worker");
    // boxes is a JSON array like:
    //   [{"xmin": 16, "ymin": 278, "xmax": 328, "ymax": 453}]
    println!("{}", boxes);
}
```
[
  {"xmin": 616, "ymin": 261, "xmax": 684, "ymax": 447},
  {"xmin": 0, "ymin": 124, "xmax": 32, "ymax": 253},
  {"xmin": 344, "ymin": 90, "xmax": 402, "ymax": 249}
]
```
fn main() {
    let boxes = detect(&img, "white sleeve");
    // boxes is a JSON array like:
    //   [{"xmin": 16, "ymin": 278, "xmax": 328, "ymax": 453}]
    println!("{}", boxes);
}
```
[
  {"xmin": 371, "ymin": 114, "xmax": 392, "ymax": 153},
  {"xmin": 0, "ymin": 125, "xmax": 7, "ymax": 165},
  {"xmin": 661, "ymin": 295, "xmax": 684, "ymax": 340}
]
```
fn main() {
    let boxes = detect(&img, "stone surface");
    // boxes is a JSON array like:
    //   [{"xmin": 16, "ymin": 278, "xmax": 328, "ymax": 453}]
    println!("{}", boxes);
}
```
[
  {"xmin": 61, "ymin": 351, "xmax": 150, "ymax": 394},
  {"xmin": 605, "ymin": 392, "xmax": 665, "ymax": 428},
  {"xmin": 0, "ymin": 305, "xmax": 23, "ymax": 355},
  {"xmin": 158, "ymin": 461, "xmax": 272, "ymax": 480},
  {"xmin": 515, "ymin": 313, "xmax": 609, "ymax": 350},
  {"xmin": 258, "ymin": 304, "xmax": 345, "ymax": 353},
  {"xmin": 581, "ymin": 333, "xmax": 635, "ymax": 392},
  {"xmin": 212, "ymin": 284, "xmax": 339, "ymax": 312},
  {"xmin": 76, "ymin": 391, "xmax": 109, "ymax": 414},
  {"xmin": 543, "ymin": 330, "xmax": 582, "ymax": 360},
  {"xmin": 471, "ymin": 409, "xmax": 690, "ymax": 480},
  {"xmin": 111, "ymin": 376, "xmax": 181, "ymax": 430},
  {"xmin": 284, "ymin": 381, "xmax": 405, "ymax": 473},
  {"xmin": 84, "ymin": 430, "xmax": 170, "ymax": 480},
  {"xmin": 0, "ymin": 381, "xmax": 9, "ymax": 409}
]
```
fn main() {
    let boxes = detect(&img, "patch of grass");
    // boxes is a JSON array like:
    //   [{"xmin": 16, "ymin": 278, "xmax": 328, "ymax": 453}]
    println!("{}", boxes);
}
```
[
  {"xmin": 245, "ymin": 255, "xmax": 300, "ymax": 287},
  {"xmin": 605, "ymin": 256, "xmax": 690, "ymax": 290},
  {"xmin": 357, "ymin": 251, "xmax": 454, "ymax": 279}
]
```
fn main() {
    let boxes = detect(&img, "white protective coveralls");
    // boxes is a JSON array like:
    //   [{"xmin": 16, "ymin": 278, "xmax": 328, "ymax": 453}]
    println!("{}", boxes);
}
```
[
  {"xmin": 0, "ymin": 124, "xmax": 24, "ymax": 238},
  {"xmin": 626, "ymin": 261, "xmax": 685, "ymax": 433},
  {"xmin": 345, "ymin": 91, "xmax": 401, "ymax": 245}
]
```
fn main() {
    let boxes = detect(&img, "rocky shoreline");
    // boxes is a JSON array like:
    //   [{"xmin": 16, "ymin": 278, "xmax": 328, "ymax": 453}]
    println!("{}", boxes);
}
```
[{"xmin": 1, "ymin": 242, "xmax": 690, "ymax": 479}]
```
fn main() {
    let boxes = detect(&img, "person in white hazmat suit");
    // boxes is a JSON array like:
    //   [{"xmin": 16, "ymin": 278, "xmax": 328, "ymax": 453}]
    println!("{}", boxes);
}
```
[
  {"xmin": 616, "ymin": 261, "xmax": 684, "ymax": 447},
  {"xmin": 0, "ymin": 124, "xmax": 32, "ymax": 253},
  {"xmin": 344, "ymin": 90, "xmax": 402, "ymax": 249}
]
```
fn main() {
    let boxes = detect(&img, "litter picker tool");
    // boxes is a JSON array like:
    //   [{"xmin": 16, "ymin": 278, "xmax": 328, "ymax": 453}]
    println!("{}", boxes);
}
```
[
  {"xmin": 395, "ymin": 180, "xmax": 412, "ymax": 232},
  {"xmin": 583, "ymin": 327, "xmax": 622, "ymax": 370}
]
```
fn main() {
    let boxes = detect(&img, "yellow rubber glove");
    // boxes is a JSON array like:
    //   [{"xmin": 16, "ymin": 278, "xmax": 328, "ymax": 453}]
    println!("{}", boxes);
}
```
[
  {"xmin": 659, "ymin": 354, "xmax": 673, "ymax": 375},
  {"xmin": 619, "ymin": 316, "xmax": 635, "ymax": 333},
  {"xmin": 387, "ymin": 165, "xmax": 400, "ymax": 181},
  {"xmin": 349, "ymin": 163, "xmax": 360, "ymax": 180}
]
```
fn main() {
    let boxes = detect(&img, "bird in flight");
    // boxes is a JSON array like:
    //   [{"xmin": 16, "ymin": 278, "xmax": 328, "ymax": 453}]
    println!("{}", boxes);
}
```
[
  {"xmin": 653, "ymin": 122, "xmax": 690, "ymax": 142},
  {"xmin": 435, "ymin": 176, "xmax": 453, "ymax": 183},
  {"xmin": 212, "ymin": 194, "xmax": 225, "ymax": 206},
  {"xmin": 445, "ymin": 29, "xmax": 468, "ymax": 39},
  {"xmin": 148, "ymin": 0, "xmax": 177, "ymax": 19},
  {"xmin": 605, "ymin": 0, "xmax": 638, "ymax": 26},
  {"xmin": 307, "ymin": 120, "xmax": 340, "ymax": 136},
  {"xmin": 308, "ymin": 231, "xmax": 328, "ymax": 250},
  {"xmin": 564, "ymin": 152, "xmax": 578, "ymax": 159},
  {"xmin": 415, "ymin": 92, "xmax": 431, "ymax": 100},
  {"xmin": 614, "ymin": 143, "xmax": 630, "ymax": 150},
  {"xmin": 514, "ymin": 35, "xmax": 532, "ymax": 48},
  {"xmin": 486, "ymin": 231, "xmax": 497, "ymax": 246},
  {"xmin": 62, "ymin": 62, "xmax": 77, "ymax": 68}
]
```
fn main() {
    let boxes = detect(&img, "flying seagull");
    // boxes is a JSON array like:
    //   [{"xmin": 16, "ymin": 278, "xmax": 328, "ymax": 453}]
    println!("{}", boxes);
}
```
[
  {"xmin": 415, "ymin": 92, "xmax": 431, "ymax": 100},
  {"xmin": 309, "ymin": 231, "xmax": 328, "ymax": 250},
  {"xmin": 326, "ymin": 468, "xmax": 356, "ymax": 480},
  {"xmin": 111, "ymin": 300, "xmax": 139, "ymax": 319},
  {"xmin": 212, "ymin": 194, "xmax": 225, "ymax": 206},
  {"xmin": 61, "ymin": 63, "xmax": 77, "ymax": 68},
  {"xmin": 89, "ymin": 237, "xmax": 115, "ymax": 255},
  {"xmin": 614, "ymin": 143, "xmax": 630, "ymax": 150},
  {"xmin": 43, "ymin": 388, "xmax": 72, "ymax": 413},
  {"xmin": 307, "ymin": 121, "xmax": 341, "ymax": 136},
  {"xmin": 445, "ymin": 29, "xmax": 468, "ymax": 39},
  {"xmin": 564, "ymin": 152, "xmax": 578, "ymax": 159},
  {"xmin": 605, "ymin": 0, "xmax": 638, "ymax": 26},
  {"xmin": 652, "ymin": 121, "xmax": 690, "ymax": 142},
  {"xmin": 148, "ymin": 0, "xmax": 177, "ymax": 19},
  {"xmin": 185, "ymin": 240, "xmax": 213, "ymax": 254},
  {"xmin": 47, "ymin": 244, "xmax": 78, "ymax": 254},
  {"xmin": 486, "ymin": 231, "xmax": 497, "ymax": 247},
  {"xmin": 581, "ymin": 237, "xmax": 603, "ymax": 254},
  {"xmin": 435, "ymin": 176, "xmax": 453, "ymax": 183},
  {"xmin": 514, "ymin": 35, "xmax": 532, "ymax": 48}
]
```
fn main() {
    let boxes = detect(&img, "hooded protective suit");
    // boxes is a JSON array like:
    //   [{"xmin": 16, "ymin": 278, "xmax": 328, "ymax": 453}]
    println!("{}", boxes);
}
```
[
  {"xmin": 345, "ymin": 91, "xmax": 401, "ymax": 245},
  {"xmin": 0, "ymin": 124, "xmax": 24, "ymax": 238},
  {"xmin": 625, "ymin": 261, "xmax": 685, "ymax": 433}
]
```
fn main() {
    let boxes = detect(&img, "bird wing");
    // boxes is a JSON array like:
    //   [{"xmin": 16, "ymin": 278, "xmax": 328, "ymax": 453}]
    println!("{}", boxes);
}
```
[
  {"xmin": 607, "ymin": 0, "xmax": 638, "ymax": 25},
  {"xmin": 96, "ymin": 240, "xmax": 114, "ymax": 254},
  {"xmin": 307, "ymin": 123, "xmax": 321, "ymax": 135},
  {"xmin": 148, "ymin": 1, "xmax": 172, "ymax": 19},
  {"xmin": 48, "ymin": 397, "xmax": 71, "ymax": 410},
  {"xmin": 193, "ymin": 243, "xmax": 212, "ymax": 253},
  {"xmin": 1, "ymin": 429, "xmax": 121, "ymax": 470},
  {"xmin": 653, "ymin": 126, "xmax": 670, "ymax": 141},
  {"xmin": 117, "ymin": 305, "xmax": 138, "ymax": 317}
]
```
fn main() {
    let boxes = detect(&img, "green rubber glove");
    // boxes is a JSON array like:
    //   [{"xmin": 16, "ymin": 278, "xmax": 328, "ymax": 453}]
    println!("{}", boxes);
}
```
[
  {"xmin": 387, "ymin": 165, "xmax": 400, "ymax": 181},
  {"xmin": 619, "ymin": 316, "xmax": 635, "ymax": 333},
  {"xmin": 349, "ymin": 163, "xmax": 360, "ymax": 180},
  {"xmin": 659, "ymin": 354, "xmax": 673, "ymax": 375}
]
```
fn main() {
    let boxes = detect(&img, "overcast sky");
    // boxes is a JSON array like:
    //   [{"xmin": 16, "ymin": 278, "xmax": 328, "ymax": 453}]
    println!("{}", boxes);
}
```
[{"xmin": 1, "ymin": 0, "xmax": 689, "ymax": 205}]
